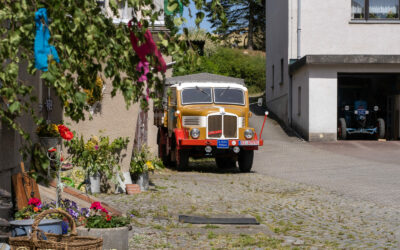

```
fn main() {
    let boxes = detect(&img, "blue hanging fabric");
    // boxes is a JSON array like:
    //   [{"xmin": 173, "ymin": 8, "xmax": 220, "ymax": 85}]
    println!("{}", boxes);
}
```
[{"xmin": 34, "ymin": 8, "xmax": 60, "ymax": 71}]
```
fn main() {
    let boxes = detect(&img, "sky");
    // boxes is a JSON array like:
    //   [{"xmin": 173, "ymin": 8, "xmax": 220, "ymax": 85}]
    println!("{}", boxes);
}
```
[{"xmin": 181, "ymin": 2, "xmax": 213, "ymax": 32}]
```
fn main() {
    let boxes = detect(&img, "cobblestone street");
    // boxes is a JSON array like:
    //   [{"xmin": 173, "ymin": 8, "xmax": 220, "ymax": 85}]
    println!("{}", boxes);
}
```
[{"xmin": 99, "ymin": 112, "xmax": 400, "ymax": 249}]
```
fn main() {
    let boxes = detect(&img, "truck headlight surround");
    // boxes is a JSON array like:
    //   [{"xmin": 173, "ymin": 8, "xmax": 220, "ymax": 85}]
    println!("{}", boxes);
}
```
[
  {"xmin": 244, "ymin": 129, "xmax": 254, "ymax": 140},
  {"xmin": 190, "ymin": 128, "xmax": 200, "ymax": 139}
]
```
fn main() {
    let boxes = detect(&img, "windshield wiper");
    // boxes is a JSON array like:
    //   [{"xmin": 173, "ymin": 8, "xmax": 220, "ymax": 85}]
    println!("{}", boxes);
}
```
[
  {"xmin": 219, "ymin": 86, "xmax": 230, "ymax": 97},
  {"xmin": 196, "ymin": 86, "xmax": 210, "ymax": 97}
]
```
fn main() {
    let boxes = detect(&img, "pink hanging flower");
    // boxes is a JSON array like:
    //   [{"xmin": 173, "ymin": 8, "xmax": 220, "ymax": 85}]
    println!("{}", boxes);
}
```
[{"xmin": 136, "ymin": 61, "xmax": 150, "ymax": 82}]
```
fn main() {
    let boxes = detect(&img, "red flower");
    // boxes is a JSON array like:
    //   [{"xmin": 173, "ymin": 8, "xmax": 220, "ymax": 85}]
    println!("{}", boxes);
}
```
[
  {"xmin": 90, "ymin": 202, "xmax": 102, "ymax": 210},
  {"xmin": 28, "ymin": 198, "xmax": 41, "ymax": 207},
  {"xmin": 57, "ymin": 125, "xmax": 74, "ymax": 141},
  {"xmin": 48, "ymin": 147, "xmax": 57, "ymax": 153},
  {"xmin": 106, "ymin": 215, "xmax": 112, "ymax": 221},
  {"xmin": 101, "ymin": 208, "xmax": 108, "ymax": 214}
]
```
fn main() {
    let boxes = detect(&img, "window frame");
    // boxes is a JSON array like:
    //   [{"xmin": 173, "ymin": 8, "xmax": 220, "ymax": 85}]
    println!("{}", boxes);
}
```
[{"xmin": 352, "ymin": 0, "xmax": 400, "ymax": 20}]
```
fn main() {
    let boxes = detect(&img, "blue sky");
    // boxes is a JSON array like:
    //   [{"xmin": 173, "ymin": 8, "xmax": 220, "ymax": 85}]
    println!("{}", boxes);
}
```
[{"xmin": 181, "ymin": 2, "xmax": 213, "ymax": 32}]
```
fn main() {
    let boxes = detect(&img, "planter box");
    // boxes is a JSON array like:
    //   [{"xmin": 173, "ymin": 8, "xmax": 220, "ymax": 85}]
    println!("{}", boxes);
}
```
[
  {"xmin": 9, "ymin": 219, "xmax": 63, "ymax": 237},
  {"xmin": 77, "ymin": 226, "xmax": 129, "ymax": 250}
]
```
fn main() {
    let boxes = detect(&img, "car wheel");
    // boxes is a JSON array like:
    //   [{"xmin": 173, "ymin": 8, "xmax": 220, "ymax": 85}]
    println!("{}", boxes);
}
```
[
  {"xmin": 377, "ymin": 118, "xmax": 385, "ymax": 139},
  {"xmin": 238, "ymin": 150, "xmax": 254, "ymax": 173},
  {"xmin": 338, "ymin": 118, "xmax": 347, "ymax": 140},
  {"xmin": 215, "ymin": 157, "xmax": 236, "ymax": 169}
]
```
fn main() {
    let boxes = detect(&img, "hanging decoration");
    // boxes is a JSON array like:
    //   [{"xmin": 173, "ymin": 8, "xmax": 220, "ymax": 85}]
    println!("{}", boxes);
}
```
[
  {"xmin": 128, "ymin": 20, "xmax": 167, "ymax": 77},
  {"xmin": 34, "ymin": 8, "xmax": 60, "ymax": 71}
]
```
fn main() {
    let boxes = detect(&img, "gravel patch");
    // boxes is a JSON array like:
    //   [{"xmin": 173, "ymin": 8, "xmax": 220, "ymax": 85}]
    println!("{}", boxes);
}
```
[{"xmin": 99, "ymin": 161, "xmax": 400, "ymax": 249}]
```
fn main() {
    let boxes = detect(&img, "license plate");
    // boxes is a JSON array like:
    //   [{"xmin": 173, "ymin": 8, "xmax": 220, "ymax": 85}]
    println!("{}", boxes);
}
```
[
  {"xmin": 239, "ymin": 141, "xmax": 259, "ymax": 146},
  {"xmin": 217, "ymin": 140, "xmax": 229, "ymax": 149}
]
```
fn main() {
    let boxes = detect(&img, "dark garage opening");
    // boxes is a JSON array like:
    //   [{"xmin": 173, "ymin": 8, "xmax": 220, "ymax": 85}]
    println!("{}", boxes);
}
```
[{"xmin": 338, "ymin": 73, "xmax": 400, "ymax": 140}]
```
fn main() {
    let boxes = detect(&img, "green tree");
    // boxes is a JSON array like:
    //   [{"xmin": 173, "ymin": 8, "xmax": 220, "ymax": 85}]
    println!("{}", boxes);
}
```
[
  {"xmin": 0, "ymin": 0, "xmax": 225, "ymax": 166},
  {"xmin": 205, "ymin": 0, "xmax": 265, "ymax": 50}
]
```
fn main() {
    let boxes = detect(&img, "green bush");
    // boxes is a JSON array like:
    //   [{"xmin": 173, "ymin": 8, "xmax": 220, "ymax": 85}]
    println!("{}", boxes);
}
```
[{"xmin": 174, "ymin": 47, "xmax": 266, "ymax": 94}]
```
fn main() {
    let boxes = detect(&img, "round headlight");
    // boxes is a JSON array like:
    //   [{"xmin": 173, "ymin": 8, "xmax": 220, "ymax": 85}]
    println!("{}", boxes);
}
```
[
  {"xmin": 244, "ymin": 129, "xmax": 254, "ymax": 140},
  {"xmin": 190, "ymin": 128, "xmax": 200, "ymax": 139},
  {"xmin": 374, "ymin": 106, "xmax": 379, "ymax": 111},
  {"xmin": 344, "ymin": 105, "xmax": 349, "ymax": 111}
]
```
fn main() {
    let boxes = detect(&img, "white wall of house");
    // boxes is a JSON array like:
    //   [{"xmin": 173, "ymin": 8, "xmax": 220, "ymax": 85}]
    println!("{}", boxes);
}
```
[
  {"xmin": 300, "ymin": 0, "xmax": 400, "ymax": 56},
  {"xmin": 291, "ymin": 66, "xmax": 309, "ymax": 137},
  {"xmin": 266, "ymin": 0, "xmax": 290, "ymax": 124}
]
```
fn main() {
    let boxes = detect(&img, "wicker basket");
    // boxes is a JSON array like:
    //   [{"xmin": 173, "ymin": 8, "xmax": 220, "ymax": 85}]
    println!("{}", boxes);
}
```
[{"xmin": 9, "ymin": 209, "xmax": 102, "ymax": 250}]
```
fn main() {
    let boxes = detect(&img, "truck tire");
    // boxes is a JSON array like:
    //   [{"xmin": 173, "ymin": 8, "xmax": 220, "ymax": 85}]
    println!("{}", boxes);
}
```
[
  {"xmin": 176, "ymin": 150, "xmax": 189, "ymax": 171},
  {"xmin": 238, "ymin": 150, "xmax": 254, "ymax": 173},
  {"xmin": 157, "ymin": 129, "xmax": 170, "ymax": 166},
  {"xmin": 338, "ymin": 118, "xmax": 347, "ymax": 140},
  {"xmin": 215, "ymin": 157, "xmax": 236, "ymax": 169},
  {"xmin": 377, "ymin": 118, "xmax": 385, "ymax": 139}
]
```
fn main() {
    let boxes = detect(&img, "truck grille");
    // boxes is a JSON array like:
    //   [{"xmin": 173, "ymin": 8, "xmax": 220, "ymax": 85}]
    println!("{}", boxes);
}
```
[
  {"xmin": 224, "ymin": 115, "xmax": 237, "ymax": 138},
  {"xmin": 208, "ymin": 115, "xmax": 222, "ymax": 138},
  {"xmin": 207, "ymin": 114, "xmax": 238, "ymax": 139}
]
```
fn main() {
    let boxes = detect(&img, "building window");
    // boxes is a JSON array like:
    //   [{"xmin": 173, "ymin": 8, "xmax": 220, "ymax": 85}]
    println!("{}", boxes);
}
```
[
  {"xmin": 280, "ymin": 59, "xmax": 284, "ymax": 85},
  {"xmin": 297, "ymin": 86, "xmax": 301, "ymax": 116},
  {"xmin": 352, "ymin": 0, "xmax": 400, "ymax": 20},
  {"xmin": 271, "ymin": 65, "xmax": 275, "ymax": 89}
]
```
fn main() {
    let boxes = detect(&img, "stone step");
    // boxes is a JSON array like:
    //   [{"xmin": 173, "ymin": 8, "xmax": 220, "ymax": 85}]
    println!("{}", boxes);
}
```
[{"xmin": 0, "ymin": 218, "xmax": 10, "ymax": 243}]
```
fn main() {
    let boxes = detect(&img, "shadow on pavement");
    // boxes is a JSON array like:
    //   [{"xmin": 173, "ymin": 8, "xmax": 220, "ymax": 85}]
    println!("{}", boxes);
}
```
[{"xmin": 165, "ymin": 159, "xmax": 254, "ymax": 174}]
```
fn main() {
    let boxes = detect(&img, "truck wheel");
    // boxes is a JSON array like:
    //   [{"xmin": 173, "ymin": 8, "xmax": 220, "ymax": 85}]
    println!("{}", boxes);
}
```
[
  {"xmin": 338, "ymin": 118, "xmax": 347, "ymax": 140},
  {"xmin": 176, "ymin": 150, "xmax": 189, "ymax": 171},
  {"xmin": 215, "ymin": 157, "xmax": 236, "ymax": 169},
  {"xmin": 238, "ymin": 150, "xmax": 254, "ymax": 173},
  {"xmin": 377, "ymin": 118, "xmax": 385, "ymax": 139},
  {"xmin": 157, "ymin": 129, "xmax": 170, "ymax": 166}
]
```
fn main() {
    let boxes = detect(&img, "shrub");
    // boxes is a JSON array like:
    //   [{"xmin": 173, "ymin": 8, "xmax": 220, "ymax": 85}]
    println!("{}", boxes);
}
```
[{"xmin": 174, "ymin": 47, "xmax": 266, "ymax": 94}]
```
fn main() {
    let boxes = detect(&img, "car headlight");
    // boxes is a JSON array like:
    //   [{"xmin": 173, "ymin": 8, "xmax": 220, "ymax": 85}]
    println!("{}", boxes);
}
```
[
  {"xmin": 190, "ymin": 128, "xmax": 200, "ymax": 139},
  {"xmin": 244, "ymin": 129, "xmax": 254, "ymax": 140}
]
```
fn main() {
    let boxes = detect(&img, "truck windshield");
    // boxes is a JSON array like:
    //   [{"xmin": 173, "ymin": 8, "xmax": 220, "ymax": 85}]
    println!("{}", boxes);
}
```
[
  {"xmin": 181, "ymin": 87, "xmax": 212, "ymax": 105},
  {"xmin": 214, "ymin": 88, "xmax": 244, "ymax": 105}
]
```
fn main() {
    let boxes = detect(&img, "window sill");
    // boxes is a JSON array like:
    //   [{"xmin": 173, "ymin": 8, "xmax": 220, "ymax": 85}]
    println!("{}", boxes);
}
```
[{"xmin": 349, "ymin": 19, "xmax": 400, "ymax": 24}]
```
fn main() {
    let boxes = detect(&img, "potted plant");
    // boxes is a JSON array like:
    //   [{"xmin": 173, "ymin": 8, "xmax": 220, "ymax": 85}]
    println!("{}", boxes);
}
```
[
  {"xmin": 129, "ymin": 146, "xmax": 164, "ymax": 191},
  {"xmin": 36, "ymin": 122, "xmax": 62, "ymax": 149},
  {"xmin": 10, "ymin": 198, "xmax": 64, "ymax": 236},
  {"xmin": 76, "ymin": 202, "xmax": 131, "ymax": 250},
  {"xmin": 66, "ymin": 134, "xmax": 129, "ymax": 193}
]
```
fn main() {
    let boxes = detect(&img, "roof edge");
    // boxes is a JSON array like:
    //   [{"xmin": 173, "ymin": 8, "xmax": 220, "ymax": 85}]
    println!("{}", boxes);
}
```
[{"xmin": 289, "ymin": 55, "xmax": 400, "ymax": 74}]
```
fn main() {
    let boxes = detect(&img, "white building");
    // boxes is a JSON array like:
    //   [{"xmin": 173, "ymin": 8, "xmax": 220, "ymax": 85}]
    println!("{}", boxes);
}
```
[{"xmin": 266, "ymin": 0, "xmax": 400, "ymax": 141}]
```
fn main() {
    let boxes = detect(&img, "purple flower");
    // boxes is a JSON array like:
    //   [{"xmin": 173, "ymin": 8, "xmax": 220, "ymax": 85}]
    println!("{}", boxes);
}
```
[
  {"xmin": 95, "ymin": 145, "xmax": 99, "ymax": 150},
  {"xmin": 71, "ymin": 201, "xmax": 77, "ymax": 209},
  {"xmin": 130, "ymin": 214, "xmax": 135, "ymax": 218}
]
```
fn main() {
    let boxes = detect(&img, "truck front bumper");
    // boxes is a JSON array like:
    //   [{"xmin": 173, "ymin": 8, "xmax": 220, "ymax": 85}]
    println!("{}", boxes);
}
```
[{"xmin": 179, "ymin": 139, "xmax": 263, "ymax": 149}]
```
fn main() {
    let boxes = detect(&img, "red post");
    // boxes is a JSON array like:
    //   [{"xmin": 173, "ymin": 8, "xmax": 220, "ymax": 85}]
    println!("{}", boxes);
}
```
[{"xmin": 259, "ymin": 111, "xmax": 269, "ymax": 139}]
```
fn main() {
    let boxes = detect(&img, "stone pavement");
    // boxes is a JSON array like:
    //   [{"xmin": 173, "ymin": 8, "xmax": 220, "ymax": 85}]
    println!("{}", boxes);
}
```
[{"xmin": 250, "ymin": 111, "xmax": 400, "ymax": 208}]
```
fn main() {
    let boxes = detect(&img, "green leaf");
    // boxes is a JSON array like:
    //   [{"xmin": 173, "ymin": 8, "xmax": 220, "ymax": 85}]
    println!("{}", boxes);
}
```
[
  {"xmin": 168, "ymin": 3, "xmax": 178, "ymax": 12},
  {"xmin": 8, "ymin": 101, "xmax": 21, "ymax": 113}
]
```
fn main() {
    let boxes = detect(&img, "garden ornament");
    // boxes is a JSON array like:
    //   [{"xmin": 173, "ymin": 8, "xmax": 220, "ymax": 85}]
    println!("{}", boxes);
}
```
[{"xmin": 34, "ymin": 8, "xmax": 60, "ymax": 71}]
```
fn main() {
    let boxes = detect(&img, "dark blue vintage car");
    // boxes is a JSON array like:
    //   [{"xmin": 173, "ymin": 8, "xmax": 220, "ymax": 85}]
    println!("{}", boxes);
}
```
[{"xmin": 338, "ymin": 100, "xmax": 385, "ymax": 140}]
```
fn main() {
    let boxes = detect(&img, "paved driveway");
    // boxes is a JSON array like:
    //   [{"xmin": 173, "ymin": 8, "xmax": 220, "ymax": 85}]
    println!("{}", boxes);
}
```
[{"xmin": 250, "ymin": 108, "xmax": 400, "ymax": 207}]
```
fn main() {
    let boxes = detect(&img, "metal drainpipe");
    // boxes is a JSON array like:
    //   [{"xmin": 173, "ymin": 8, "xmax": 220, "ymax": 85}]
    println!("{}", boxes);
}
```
[{"xmin": 297, "ymin": 0, "xmax": 301, "ymax": 59}]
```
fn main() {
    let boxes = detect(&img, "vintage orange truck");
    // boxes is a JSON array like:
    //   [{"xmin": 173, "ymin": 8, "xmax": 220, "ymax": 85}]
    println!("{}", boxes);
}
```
[{"xmin": 155, "ymin": 73, "xmax": 266, "ymax": 172}]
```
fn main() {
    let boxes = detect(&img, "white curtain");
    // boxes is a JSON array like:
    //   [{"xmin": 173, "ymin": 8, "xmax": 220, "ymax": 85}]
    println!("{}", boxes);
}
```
[
  {"xmin": 369, "ymin": 0, "xmax": 398, "ymax": 16},
  {"xmin": 352, "ymin": 0, "xmax": 365, "ymax": 17}
]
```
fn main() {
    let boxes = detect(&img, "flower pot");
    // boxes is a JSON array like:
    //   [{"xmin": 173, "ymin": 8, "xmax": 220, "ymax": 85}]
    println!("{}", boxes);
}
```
[
  {"xmin": 88, "ymin": 173, "xmax": 101, "ymax": 194},
  {"xmin": 131, "ymin": 172, "xmax": 149, "ymax": 191},
  {"xmin": 77, "ymin": 226, "xmax": 129, "ymax": 250},
  {"xmin": 39, "ymin": 137, "xmax": 61, "ymax": 150},
  {"xmin": 116, "ymin": 172, "xmax": 133, "ymax": 194},
  {"xmin": 125, "ymin": 184, "xmax": 140, "ymax": 194},
  {"xmin": 9, "ymin": 219, "xmax": 63, "ymax": 237}
]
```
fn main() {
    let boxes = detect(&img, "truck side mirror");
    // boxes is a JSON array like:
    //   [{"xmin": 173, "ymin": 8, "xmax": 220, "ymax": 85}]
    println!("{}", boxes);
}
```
[{"xmin": 257, "ymin": 98, "xmax": 263, "ymax": 107}]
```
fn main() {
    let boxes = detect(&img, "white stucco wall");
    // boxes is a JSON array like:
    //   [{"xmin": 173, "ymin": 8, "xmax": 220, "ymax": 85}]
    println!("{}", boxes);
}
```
[
  {"xmin": 291, "ymin": 66, "xmax": 309, "ymax": 137},
  {"xmin": 266, "ymin": 0, "xmax": 290, "ymax": 124},
  {"xmin": 300, "ymin": 0, "xmax": 400, "ymax": 56}
]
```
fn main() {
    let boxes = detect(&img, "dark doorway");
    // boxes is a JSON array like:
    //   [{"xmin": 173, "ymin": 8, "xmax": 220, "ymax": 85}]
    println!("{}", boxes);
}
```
[{"xmin": 338, "ymin": 73, "xmax": 400, "ymax": 140}]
